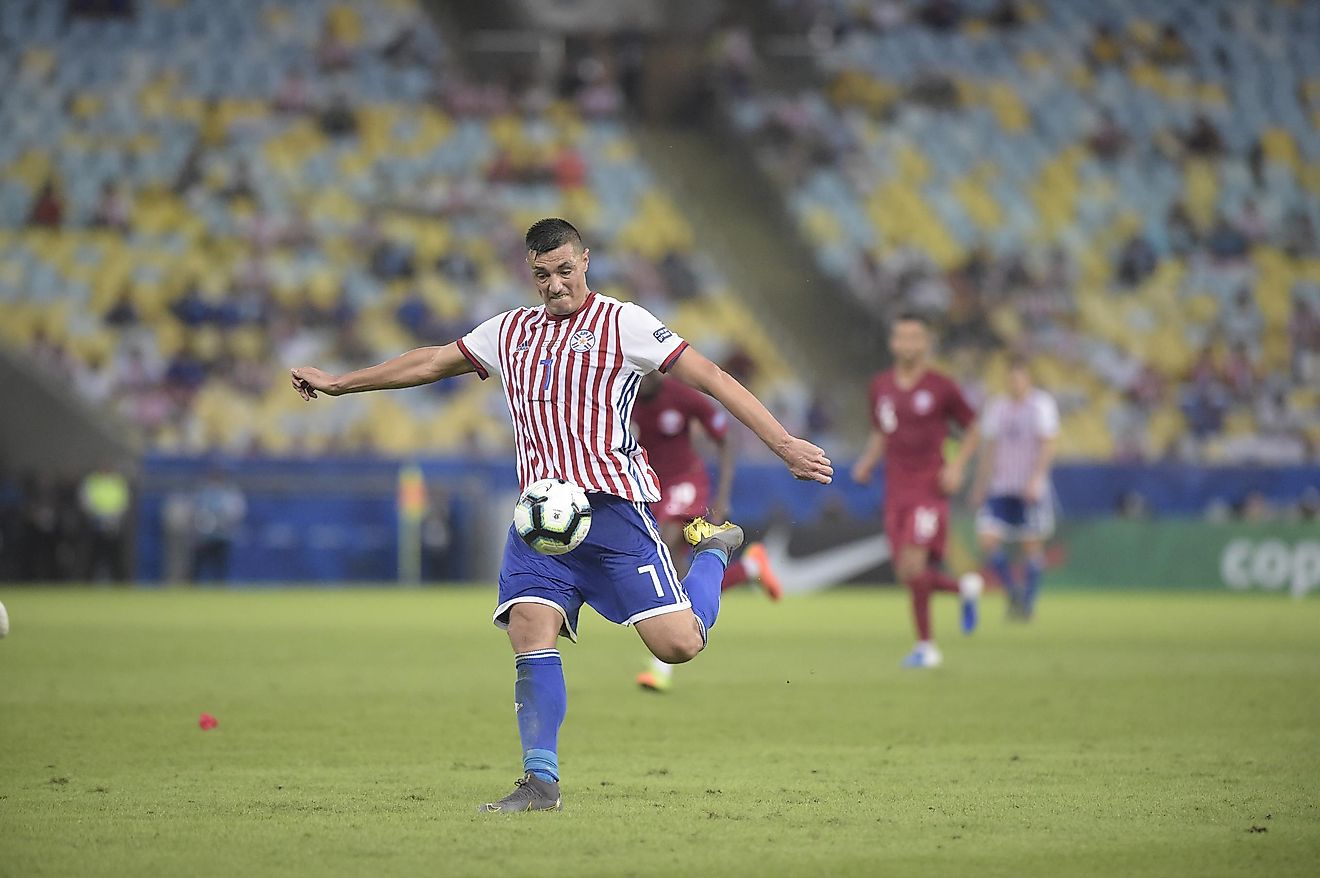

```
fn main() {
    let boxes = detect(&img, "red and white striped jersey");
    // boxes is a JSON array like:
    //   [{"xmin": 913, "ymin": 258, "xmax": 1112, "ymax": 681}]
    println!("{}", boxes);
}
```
[
  {"xmin": 456, "ymin": 292, "xmax": 690, "ymax": 502},
  {"xmin": 981, "ymin": 389, "xmax": 1059, "ymax": 495}
]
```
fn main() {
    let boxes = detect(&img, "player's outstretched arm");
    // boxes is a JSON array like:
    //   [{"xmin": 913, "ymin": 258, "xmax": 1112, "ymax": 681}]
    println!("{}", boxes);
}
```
[
  {"xmin": 668, "ymin": 348, "xmax": 832, "ymax": 485},
  {"xmin": 290, "ymin": 343, "xmax": 475, "ymax": 400},
  {"xmin": 969, "ymin": 436, "xmax": 995, "ymax": 508},
  {"xmin": 851, "ymin": 429, "xmax": 885, "ymax": 484}
]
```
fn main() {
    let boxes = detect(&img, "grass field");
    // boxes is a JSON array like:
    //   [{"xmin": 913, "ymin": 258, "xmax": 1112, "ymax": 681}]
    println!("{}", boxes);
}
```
[{"xmin": 0, "ymin": 587, "xmax": 1317, "ymax": 877}]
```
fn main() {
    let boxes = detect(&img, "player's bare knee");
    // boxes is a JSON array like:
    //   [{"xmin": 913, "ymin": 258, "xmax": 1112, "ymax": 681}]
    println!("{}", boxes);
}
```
[
  {"xmin": 506, "ymin": 603, "xmax": 560, "ymax": 653},
  {"xmin": 650, "ymin": 631, "xmax": 703, "ymax": 664}
]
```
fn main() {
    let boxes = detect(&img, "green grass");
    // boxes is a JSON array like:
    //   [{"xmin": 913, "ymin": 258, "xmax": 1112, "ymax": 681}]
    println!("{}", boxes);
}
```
[{"xmin": 0, "ymin": 588, "xmax": 1317, "ymax": 878}]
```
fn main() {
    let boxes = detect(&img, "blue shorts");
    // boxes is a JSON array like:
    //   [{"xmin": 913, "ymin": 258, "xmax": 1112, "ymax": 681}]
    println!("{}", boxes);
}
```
[
  {"xmin": 493, "ymin": 493, "xmax": 689, "ymax": 641},
  {"xmin": 976, "ymin": 494, "xmax": 1055, "ymax": 541}
]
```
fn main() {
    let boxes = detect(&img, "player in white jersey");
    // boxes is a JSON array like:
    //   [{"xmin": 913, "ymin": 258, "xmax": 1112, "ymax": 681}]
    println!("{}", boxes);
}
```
[
  {"xmin": 289, "ymin": 218, "xmax": 832, "ymax": 812},
  {"xmin": 969, "ymin": 356, "xmax": 1058, "ymax": 620}
]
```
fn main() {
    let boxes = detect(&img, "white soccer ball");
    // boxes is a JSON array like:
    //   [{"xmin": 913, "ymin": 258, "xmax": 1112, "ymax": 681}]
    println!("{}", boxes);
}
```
[
  {"xmin": 0, "ymin": 599, "xmax": 9, "ymax": 638},
  {"xmin": 514, "ymin": 478, "xmax": 592, "ymax": 556}
]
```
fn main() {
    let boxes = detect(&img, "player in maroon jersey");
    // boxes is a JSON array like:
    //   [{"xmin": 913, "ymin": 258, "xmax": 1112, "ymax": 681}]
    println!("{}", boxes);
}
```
[
  {"xmin": 851, "ymin": 312, "xmax": 984, "ymax": 668},
  {"xmin": 630, "ymin": 372, "xmax": 783, "ymax": 692}
]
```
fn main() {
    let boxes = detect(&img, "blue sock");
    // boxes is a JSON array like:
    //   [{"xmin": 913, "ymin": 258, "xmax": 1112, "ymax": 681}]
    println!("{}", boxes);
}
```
[
  {"xmin": 990, "ymin": 548, "xmax": 1016, "ymax": 598},
  {"xmin": 514, "ymin": 649, "xmax": 565, "ymax": 783},
  {"xmin": 1024, "ymin": 555, "xmax": 1044, "ymax": 613},
  {"xmin": 683, "ymin": 549, "xmax": 727, "ymax": 642}
]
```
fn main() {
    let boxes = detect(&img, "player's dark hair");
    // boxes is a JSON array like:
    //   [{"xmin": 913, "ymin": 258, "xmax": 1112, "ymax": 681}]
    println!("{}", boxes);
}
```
[
  {"xmin": 893, "ymin": 311, "xmax": 931, "ymax": 329},
  {"xmin": 525, "ymin": 218, "xmax": 583, "ymax": 256},
  {"xmin": 1008, "ymin": 352, "xmax": 1032, "ymax": 371}
]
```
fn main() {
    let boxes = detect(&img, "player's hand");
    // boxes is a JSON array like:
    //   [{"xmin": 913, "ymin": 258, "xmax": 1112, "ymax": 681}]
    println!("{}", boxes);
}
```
[
  {"xmin": 939, "ymin": 462, "xmax": 965, "ymax": 496},
  {"xmin": 851, "ymin": 460, "xmax": 873, "ymax": 485},
  {"xmin": 290, "ymin": 366, "xmax": 340, "ymax": 401},
  {"xmin": 780, "ymin": 436, "xmax": 832, "ymax": 484},
  {"xmin": 1024, "ymin": 475, "xmax": 1044, "ymax": 504}
]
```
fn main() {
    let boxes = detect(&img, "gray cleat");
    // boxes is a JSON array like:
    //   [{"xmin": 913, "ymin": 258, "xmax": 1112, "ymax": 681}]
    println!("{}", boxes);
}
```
[
  {"xmin": 477, "ymin": 773, "xmax": 562, "ymax": 813},
  {"xmin": 683, "ymin": 517, "xmax": 745, "ymax": 556}
]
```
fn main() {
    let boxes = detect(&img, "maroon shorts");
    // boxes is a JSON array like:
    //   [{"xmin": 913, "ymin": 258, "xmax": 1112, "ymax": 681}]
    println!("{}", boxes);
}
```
[
  {"xmin": 884, "ymin": 497, "xmax": 949, "ymax": 560},
  {"xmin": 650, "ymin": 473, "xmax": 711, "ymax": 523}
]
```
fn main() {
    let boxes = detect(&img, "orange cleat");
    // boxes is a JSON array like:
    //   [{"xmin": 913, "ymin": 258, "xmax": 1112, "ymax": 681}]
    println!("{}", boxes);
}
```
[
  {"xmin": 744, "ymin": 542, "xmax": 782, "ymax": 601},
  {"xmin": 636, "ymin": 670, "xmax": 672, "ymax": 693}
]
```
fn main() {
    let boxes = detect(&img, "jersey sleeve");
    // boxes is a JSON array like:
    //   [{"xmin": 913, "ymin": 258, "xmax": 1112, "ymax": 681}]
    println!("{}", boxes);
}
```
[
  {"xmin": 456, "ymin": 312, "xmax": 505, "ymax": 380},
  {"xmin": 617, "ymin": 302, "xmax": 688, "ymax": 374},
  {"xmin": 1033, "ymin": 392, "xmax": 1061, "ymax": 438},
  {"xmin": 944, "ymin": 377, "xmax": 977, "ymax": 429}
]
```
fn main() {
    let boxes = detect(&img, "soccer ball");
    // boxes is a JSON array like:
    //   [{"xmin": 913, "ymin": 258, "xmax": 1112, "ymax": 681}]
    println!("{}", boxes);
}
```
[{"xmin": 514, "ymin": 478, "xmax": 592, "ymax": 555}]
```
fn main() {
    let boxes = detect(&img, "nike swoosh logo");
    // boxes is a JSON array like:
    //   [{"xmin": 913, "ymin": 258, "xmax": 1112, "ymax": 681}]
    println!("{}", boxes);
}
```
[{"xmin": 760, "ymin": 529, "xmax": 891, "ymax": 595}]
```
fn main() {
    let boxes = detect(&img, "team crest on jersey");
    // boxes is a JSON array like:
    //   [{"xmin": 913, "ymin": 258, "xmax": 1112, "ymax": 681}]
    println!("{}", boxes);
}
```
[
  {"xmin": 913, "ymin": 389, "xmax": 934, "ymax": 414},
  {"xmin": 659, "ymin": 409, "xmax": 685, "ymax": 436},
  {"xmin": 569, "ymin": 330, "xmax": 597, "ymax": 353}
]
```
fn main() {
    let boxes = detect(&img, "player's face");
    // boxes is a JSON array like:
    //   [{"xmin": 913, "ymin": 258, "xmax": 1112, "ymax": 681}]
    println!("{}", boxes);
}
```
[
  {"xmin": 1008, "ymin": 365, "xmax": 1031, "ymax": 398},
  {"xmin": 528, "ymin": 243, "xmax": 591, "ymax": 316},
  {"xmin": 889, "ymin": 320, "xmax": 930, "ymax": 367}
]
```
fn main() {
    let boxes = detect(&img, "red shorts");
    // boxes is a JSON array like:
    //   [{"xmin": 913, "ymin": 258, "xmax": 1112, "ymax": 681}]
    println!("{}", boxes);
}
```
[
  {"xmin": 650, "ymin": 474, "xmax": 711, "ymax": 523},
  {"xmin": 884, "ymin": 497, "xmax": 949, "ymax": 560}
]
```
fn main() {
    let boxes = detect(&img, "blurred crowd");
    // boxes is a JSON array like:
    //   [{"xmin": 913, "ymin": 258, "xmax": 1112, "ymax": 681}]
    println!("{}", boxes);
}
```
[
  {"xmin": 716, "ymin": 0, "xmax": 1320, "ymax": 463},
  {"xmin": 2, "ymin": 0, "xmax": 800, "ymax": 457}
]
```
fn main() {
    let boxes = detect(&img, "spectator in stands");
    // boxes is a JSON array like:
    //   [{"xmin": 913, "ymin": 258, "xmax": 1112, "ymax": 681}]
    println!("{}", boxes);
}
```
[
  {"xmin": 1281, "ymin": 207, "xmax": 1318, "ymax": 258},
  {"xmin": 552, "ymin": 145, "xmax": 587, "ymax": 190},
  {"xmin": 1222, "ymin": 342, "xmax": 1257, "ymax": 399},
  {"xmin": 1233, "ymin": 196, "xmax": 1271, "ymax": 244},
  {"xmin": 164, "ymin": 341, "xmax": 208, "ymax": 399},
  {"xmin": 1088, "ymin": 24, "xmax": 1125, "ymax": 68},
  {"xmin": 710, "ymin": 15, "xmax": 758, "ymax": 100},
  {"xmin": 1206, "ymin": 213, "xmax": 1249, "ymax": 261},
  {"xmin": 1150, "ymin": 23, "xmax": 1192, "ymax": 66},
  {"xmin": 1220, "ymin": 287, "xmax": 1264, "ymax": 351},
  {"xmin": 988, "ymin": 0, "xmax": 1023, "ymax": 30},
  {"xmin": 918, "ymin": 0, "xmax": 962, "ymax": 31},
  {"xmin": 1107, "ymin": 390, "xmax": 1149, "ymax": 460},
  {"xmin": 190, "ymin": 468, "xmax": 245, "ymax": 583},
  {"xmin": 91, "ymin": 181, "xmax": 131, "ymax": 232},
  {"xmin": 1289, "ymin": 292, "xmax": 1320, "ymax": 382},
  {"xmin": 104, "ymin": 288, "xmax": 138, "ymax": 327},
  {"xmin": 316, "ymin": 18, "xmax": 352, "ymax": 72},
  {"xmin": 319, "ymin": 90, "xmax": 358, "ymax": 138},
  {"xmin": 28, "ymin": 327, "xmax": 75, "ymax": 380},
  {"xmin": 28, "ymin": 179, "xmax": 64, "ymax": 228},
  {"xmin": 1087, "ymin": 108, "xmax": 1128, "ymax": 161},
  {"xmin": 1115, "ymin": 233, "xmax": 1158, "ymax": 287},
  {"xmin": 1166, "ymin": 201, "xmax": 1200, "ymax": 255},
  {"xmin": 1180, "ymin": 380, "xmax": 1228, "ymax": 440},
  {"xmin": 273, "ymin": 70, "xmax": 314, "ymax": 114},
  {"xmin": 78, "ymin": 467, "xmax": 130, "ymax": 582},
  {"xmin": 1183, "ymin": 114, "xmax": 1225, "ymax": 158}
]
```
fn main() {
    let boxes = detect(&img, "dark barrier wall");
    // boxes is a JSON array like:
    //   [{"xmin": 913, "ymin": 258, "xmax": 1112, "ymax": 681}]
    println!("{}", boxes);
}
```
[{"xmin": 136, "ymin": 455, "xmax": 1320, "ymax": 584}]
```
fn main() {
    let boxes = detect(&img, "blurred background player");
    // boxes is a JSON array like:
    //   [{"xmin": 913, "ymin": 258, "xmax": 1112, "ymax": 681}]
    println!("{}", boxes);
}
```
[
  {"xmin": 631, "ymin": 371, "xmax": 782, "ymax": 693},
  {"xmin": 852, "ymin": 313, "xmax": 984, "ymax": 669},
  {"xmin": 971, "ymin": 356, "xmax": 1059, "ymax": 621}
]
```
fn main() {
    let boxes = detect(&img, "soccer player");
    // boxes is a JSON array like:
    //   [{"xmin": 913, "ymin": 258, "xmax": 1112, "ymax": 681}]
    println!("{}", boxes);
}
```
[
  {"xmin": 969, "ymin": 355, "xmax": 1058, "ymax": 620},
  {"xmin": 850, "ymin": 312, "xmax": 983, "ymax": 669},
  {"xmin": 289, "ymin": 218, "xmax": 832, "ymax": 812},
  {"xmin": 630, "ymin": 371, "xmax": 783, "ymax": 693}
]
